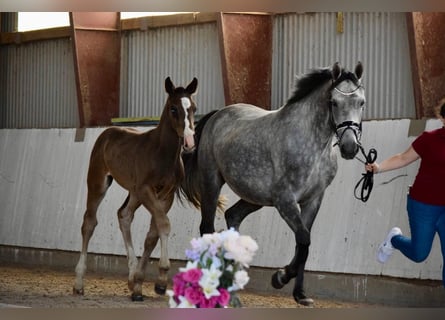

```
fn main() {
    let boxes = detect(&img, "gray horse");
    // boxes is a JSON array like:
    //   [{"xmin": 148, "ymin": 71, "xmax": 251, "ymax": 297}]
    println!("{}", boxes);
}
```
[{"xmin": 179, "ymin": 62, "xmax": 366, "ymax": 306}]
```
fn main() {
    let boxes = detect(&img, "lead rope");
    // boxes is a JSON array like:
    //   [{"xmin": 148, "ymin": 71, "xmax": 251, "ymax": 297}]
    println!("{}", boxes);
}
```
[{"xmin": 353, "ymin": 145, "xmax": 377, "ymax": 202}]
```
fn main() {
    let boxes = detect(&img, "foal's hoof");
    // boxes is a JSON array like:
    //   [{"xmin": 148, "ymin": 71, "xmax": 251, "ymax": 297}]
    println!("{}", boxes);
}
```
[
  {"xmin": 294, "ymin": 292, "xmax": 314, "ymax": 307},
  {"xmin": 72, "ymin": 287, "xmax": 84, "ymax": 296},
  {"xmin": 271, "ymin": 269, "xmax": 287, "ymax": 289},
  {"xmin": 154, "ymin": 284, "xmax": 167, "ymax": 295},
  {"xmin": 131, "ymin": 293, "xmax": 144, "ymax": 302}
]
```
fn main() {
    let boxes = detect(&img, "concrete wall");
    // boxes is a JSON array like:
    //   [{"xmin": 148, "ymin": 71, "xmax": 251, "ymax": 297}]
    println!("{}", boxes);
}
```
[{"xmin": 0, "ymin": 119, "xmax": 443, "ymax": 282}]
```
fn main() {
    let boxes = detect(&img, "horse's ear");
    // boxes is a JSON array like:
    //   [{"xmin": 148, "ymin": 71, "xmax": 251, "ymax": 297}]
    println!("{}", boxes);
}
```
[
  {"xmin": 332, "ymin": 62, "xmax": 342, "ymax": 80},
  {"xmin": 165, "ymin": 77, "xmax": 175, "ymax": 95},
  {"xmin": 186, "ymin": 77, "xmax": 198, "ymax": 95},
  {"xmin": 355, "ymin": 62, "xmax": 363, "ymax": 80}
]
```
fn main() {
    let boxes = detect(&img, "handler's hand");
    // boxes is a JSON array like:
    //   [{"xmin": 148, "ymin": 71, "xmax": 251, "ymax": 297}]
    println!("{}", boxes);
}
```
[{"xmin": 365, "ymin": 162, "xmax": 379, "ymax": 173}]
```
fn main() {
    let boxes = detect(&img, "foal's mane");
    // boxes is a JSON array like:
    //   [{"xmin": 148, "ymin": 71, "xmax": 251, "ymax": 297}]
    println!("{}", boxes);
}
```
[{"xmin": 286, "ymin": 66, "xmax": 361, "ymax": 106}]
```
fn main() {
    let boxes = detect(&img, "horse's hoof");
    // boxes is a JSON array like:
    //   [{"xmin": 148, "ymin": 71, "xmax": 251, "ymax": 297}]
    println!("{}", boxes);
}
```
[
  {"xmin": 296, "ymin": 297, "xmax": 314, "ymax": 307},
  {"xmin": 131, "ymin": 294, "xmax": 144, "ymax": 302},
  {"xmin": 294, "ymin": 292, "xmax": 314, "ymax": 307},
  {"xmin": 154, "ymin": 284, "xmax": 167, "ymax": 295},
  {"xmin": 72, "ymin": 287, "xmax": 84, "ymax": 296},
  {"xmin": 271, "ymin": 269, "xmax": 287, "ymax": 289}
]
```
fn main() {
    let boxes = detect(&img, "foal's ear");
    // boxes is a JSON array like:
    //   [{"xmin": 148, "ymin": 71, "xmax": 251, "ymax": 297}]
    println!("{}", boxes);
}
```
[
  {"xmin": 332, "ymin": 62, "xmax": 342, "ymax": 80},
  {"xmin": 186, "ymin": 77, "xmax": 198, "ymax": 95},
  {"xmin": 165, "ymin": 77, "xmax": 175, "ymax": 95},
  {"xmin": 355, "ymin": 61, "xmax": 363, "ymax": 80}
]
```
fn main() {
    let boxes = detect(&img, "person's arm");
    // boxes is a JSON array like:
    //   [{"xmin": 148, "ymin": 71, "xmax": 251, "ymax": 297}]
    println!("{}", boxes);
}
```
[{"xmin": 365, "ymin": 145, "xmax": 419, "ymax": 174}]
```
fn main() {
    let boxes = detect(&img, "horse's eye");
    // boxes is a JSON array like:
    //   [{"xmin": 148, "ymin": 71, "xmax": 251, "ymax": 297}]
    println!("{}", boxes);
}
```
[
  {"xmin": 331, "ymin": 101, "xmax": 338, "ymax": 108},
  {"xmin": 360, "ymin": 101, "xmax": 365, "ymax": 107},
  {"xmin": 170, "ymin": 106, "xmax": 178, "ymax": 115}
]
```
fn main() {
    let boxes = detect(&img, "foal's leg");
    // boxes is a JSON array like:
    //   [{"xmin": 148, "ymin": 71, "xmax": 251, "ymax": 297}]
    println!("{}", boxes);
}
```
[
  {"xmin": 117, "ymin": 193, "xmax": 141, "ymax": 295},
  {"xmin": 225, "ymin": 199, "xmax": 262, "ymax": 230},
  {"xmin": 135, "ymin": 215, "xmax": 168, "ymax": 296},
  {"xmin": 134, "ymin": 186, "xmax": 173, "ymax": 299},
  {"xmin": 126, "ymin": 217, "xmax": 160, "ymax": 301},
  {"xmin": 73, "ymin": 174, "xmax": 113, "ymax": 295}
]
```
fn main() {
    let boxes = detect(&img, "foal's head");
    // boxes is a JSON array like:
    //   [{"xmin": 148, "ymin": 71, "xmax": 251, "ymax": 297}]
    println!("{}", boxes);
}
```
[
  {"xmin": 329, "ymin": 62, "xmax": 365, "ymax": 159},
  {"xmin": 164, "ymin": 77, "xmax": 198, "ymax": 151}
]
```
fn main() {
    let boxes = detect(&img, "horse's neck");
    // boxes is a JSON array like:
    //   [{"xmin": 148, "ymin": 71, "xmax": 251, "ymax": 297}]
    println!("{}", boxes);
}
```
[
  {"xmin": 155, "ymin": 120, "xmax": 182, "ymax": 162},
  {"xmin": 280, "ymin": 97, "xmax": 334, "ymax": 144}
]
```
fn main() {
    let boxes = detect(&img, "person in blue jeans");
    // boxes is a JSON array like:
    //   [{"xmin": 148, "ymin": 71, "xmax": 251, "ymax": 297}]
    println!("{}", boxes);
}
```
[{"xmin": 366, "ymin": 99, "xmax": 445, "ymax": 287}]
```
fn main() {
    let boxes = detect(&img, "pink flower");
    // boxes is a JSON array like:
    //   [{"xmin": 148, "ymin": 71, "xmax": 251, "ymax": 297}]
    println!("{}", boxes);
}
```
[
  {"xmin": 184, "ymin": 286, "xmax": 204, "ymax": 305},
  {"xmin": 182, "ymin": 268, "xmax": 203, "ymax": 284},
  {"xmin": 199, "ymin": 295, "xmax": 218, "ymax": 308},
  {"xmin": 217, "ymin": 288, "xmax": 231, "ymax": 306},
  {"xmin": 172, "ymin": 273, "xmax": 186, "ymax": 296}
]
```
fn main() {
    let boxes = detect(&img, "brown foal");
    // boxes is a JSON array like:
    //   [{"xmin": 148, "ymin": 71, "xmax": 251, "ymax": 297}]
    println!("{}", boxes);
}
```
[{"xmin": 73, "ymin": 77, "xmax": 198, "ymax": 301}]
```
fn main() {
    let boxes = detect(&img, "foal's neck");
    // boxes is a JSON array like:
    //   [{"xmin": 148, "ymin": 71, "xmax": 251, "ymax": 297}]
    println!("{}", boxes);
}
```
[{"xmin": 155, "ymin": 117, "xmax": 182, "ymax": 162}]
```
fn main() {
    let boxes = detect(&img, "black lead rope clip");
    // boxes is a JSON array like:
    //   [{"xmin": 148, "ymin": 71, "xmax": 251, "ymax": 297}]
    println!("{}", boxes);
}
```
[{"xmin": 354, "ymin": 146, "xmax": 377, "ymax": 202}]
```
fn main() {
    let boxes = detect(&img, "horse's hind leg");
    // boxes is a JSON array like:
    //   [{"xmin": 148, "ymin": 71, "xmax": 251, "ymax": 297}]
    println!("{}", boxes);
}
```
[
  {"xmin": 116, "ymin": 193, "xmax": 141, "ymax": 298},
  {"xmin": 199, "ymin": 170, "xmax": 224, "ymax": 235},
  {"xmin": 225, "ymin": 199, "xmax": 262, "ymax": 230},
  {"xmin": 73, "ymin": 174, "xmax": 113, "ymax": 295}
]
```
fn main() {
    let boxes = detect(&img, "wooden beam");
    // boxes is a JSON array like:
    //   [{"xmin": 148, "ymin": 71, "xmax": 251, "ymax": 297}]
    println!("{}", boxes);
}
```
[
  {"xmin": 0, "ymin": 27, "xmax": 71, "ymax": 45},
  {"xmin": 70, "ymin": 12, "xmax": 121, "ymax": 127},
  {"xmin": 121, "ymin": 12, "xmax": 218, "ymax": 31},
  {"xmin": 218, "ymin": 12, "xmax": 273, "ymax": 109},
  {"xmin": 407, "ymin": 12, "xmax": 445, "ymax": 119}
]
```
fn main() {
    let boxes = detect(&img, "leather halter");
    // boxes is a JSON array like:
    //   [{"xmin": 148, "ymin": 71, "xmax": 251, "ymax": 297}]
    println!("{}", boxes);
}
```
[{"xmin": 330, "ymin": 80, "xmax": 364, "ymax": 145}]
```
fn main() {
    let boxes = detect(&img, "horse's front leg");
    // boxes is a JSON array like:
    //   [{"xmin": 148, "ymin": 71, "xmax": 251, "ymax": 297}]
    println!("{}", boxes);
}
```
[
  {"xmin": 271, "ymin": 193, "xmax": 313, "ymax": 305},
  {"xmin": 272, "ymin": 243, "xmax": 312, "ymax": 305},
  {"xmin": 272, "ymin": 196, "xmax": 324, "ymax": 306},
  {"xmin": 135, "ymin": 188, "xmax": 172, "ymax": 300}
]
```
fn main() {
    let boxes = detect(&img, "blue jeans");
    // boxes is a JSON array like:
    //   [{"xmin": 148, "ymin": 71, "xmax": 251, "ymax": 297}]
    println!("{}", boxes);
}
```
[{"xmin": 391, "ymin": 196, "xmax": 445, "ymax": 287}]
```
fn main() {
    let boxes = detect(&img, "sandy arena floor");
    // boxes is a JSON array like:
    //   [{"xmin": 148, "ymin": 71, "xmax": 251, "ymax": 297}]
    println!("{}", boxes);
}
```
[{"xmin": 0, "ymin": 264, "xmax": 383, "ymax": 308}]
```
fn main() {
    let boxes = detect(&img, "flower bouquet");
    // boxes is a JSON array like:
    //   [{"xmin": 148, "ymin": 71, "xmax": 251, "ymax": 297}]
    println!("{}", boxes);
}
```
[{"xmin": 167, "ymin": 228, "xmax": 258, "ymax": 308}]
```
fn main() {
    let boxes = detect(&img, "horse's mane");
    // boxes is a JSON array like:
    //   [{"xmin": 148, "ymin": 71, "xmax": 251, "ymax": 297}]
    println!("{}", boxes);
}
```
[{"xmin": 286, "ymin": 66, "xmax": 360, "ymax": 106}]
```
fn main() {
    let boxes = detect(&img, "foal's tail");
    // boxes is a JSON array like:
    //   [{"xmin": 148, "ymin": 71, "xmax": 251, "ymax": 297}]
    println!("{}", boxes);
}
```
[{"xmin": 177, "ymin": 110, "xmax": 226, "ymax": 212}]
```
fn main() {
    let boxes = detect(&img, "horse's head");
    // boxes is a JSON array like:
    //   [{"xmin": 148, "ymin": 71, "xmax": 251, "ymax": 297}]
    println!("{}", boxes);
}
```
[
  {"xmin": 164, "ymin": 77, "xmax": 198, "ymax": 151},
  {"xmin": 329, "ymin": 62, "xmax": 365, "ymax": 160}
]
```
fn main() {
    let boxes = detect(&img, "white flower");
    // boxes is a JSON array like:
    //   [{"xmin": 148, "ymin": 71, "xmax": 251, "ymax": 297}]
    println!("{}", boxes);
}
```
[
  {"xmin": 176, "ymin": 295, "xmax": 197, "ymax": 308},
  {"xmin": 210, "ymin": 254, "xmax": 222, "ymax": 269},
  {"xmin": 199, "ymin": 264, "xmax": 222, "ymax": 299},
  {"xmin": 223, "ymin": 234, "xmax": 258, "ymax": 267},
  {"xmin": 166, "ymin": 290, "xmax": 178, "ymax": 308},
  {"xmin": 179, "ymin": 260, "xmax": 199, "ymax": 273},
  {"xmin": 220, "ymin": 228, "xmax": 240, "ymax": 242},
  {"xmin": 239, "ymin": 235, "xmax": 259, "ymax": 253},
  {"xmin": 233, "ymin": 270, "xmax": 249, "ymax": 290}
]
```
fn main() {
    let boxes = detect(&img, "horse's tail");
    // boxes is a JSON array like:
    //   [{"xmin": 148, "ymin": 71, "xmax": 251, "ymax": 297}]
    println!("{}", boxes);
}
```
[{"xmin": 177, "ymin": 110, "xmax": 226, "ymax": 212}]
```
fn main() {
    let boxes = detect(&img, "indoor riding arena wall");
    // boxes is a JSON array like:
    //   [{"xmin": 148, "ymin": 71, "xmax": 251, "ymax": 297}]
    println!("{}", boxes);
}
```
[{"xmin": 1, "ymin": 118, "xmax": 444, "ymax": 306}]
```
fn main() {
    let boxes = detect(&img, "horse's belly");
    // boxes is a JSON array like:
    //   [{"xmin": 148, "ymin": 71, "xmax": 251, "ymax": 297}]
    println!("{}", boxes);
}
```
[{"xmin": 223, "ymin": 174, "xmax": 273, "ymax": 206}]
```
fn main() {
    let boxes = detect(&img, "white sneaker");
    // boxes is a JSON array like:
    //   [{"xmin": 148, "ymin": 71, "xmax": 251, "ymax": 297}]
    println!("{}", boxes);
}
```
[{"xmin": 377, "ymin": 227, "xmax": 402, "ymax": 264}]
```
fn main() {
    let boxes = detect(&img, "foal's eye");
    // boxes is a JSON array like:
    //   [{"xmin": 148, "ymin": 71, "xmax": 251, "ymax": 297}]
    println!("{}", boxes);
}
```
[{"xmin": 170, "ymin": 106, "xmax": 178, "ymax": 115}]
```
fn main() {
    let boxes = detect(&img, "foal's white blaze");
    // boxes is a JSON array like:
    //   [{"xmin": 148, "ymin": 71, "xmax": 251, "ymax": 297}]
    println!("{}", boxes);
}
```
[{"xmin": 181, "ymin": 97, "xmax": 195, "ymax": 148}]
